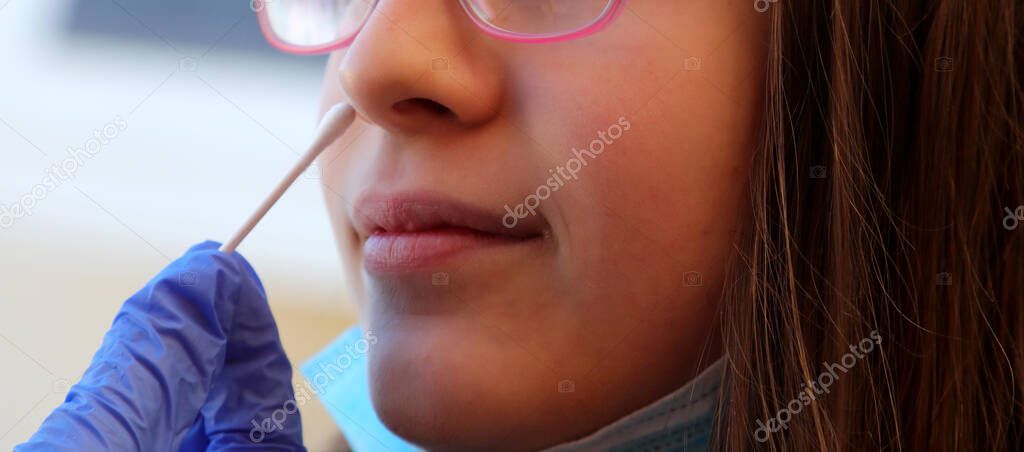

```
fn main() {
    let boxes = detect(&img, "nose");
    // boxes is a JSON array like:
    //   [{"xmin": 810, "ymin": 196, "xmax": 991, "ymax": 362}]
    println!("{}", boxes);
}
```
[{"xmin": 337, "ymin": 0, "xmax": 504, "ymax": 133}]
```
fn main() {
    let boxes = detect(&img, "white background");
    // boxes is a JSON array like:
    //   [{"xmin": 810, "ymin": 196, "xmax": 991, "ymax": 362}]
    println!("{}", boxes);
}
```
[{"xmin": 0, "ymin": 1, "xmax": 357, "ymax": 448}]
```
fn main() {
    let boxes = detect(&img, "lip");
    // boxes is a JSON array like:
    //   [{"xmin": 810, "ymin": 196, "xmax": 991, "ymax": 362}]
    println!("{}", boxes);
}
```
[{"xmin": 352, "ymin": 192, "xmax": 547, "ymax": 274}]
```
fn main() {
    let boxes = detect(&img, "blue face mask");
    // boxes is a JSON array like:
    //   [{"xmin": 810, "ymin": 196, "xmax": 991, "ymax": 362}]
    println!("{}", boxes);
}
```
[
  {"xmin": 302, "ymin": 326, "xmax": 725, "ymax": 451},
  {"xmin": 547, "ymin": 356, "xmax": 725, "ymax": 452}
]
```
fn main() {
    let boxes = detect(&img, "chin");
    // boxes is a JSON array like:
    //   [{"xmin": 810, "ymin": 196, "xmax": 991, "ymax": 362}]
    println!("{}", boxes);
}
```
[{"xmin": 365, "ymin": 317, "xmax": 563, "ymax": 451}]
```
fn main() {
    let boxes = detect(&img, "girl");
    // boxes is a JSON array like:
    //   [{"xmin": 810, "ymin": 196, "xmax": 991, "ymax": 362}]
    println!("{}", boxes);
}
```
[
  {"xmin": 307, "ymin": 0, "xmax": 1024, "ymax": 449},
  {"xmin": 22, "ymin": 0, "xmax": 1024, "ymax": 450}
]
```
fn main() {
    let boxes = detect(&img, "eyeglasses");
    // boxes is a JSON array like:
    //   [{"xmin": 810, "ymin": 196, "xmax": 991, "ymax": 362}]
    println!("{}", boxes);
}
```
[{"xmin": 254, "ymin": 0, "xmax": 625, "ymax": 55}]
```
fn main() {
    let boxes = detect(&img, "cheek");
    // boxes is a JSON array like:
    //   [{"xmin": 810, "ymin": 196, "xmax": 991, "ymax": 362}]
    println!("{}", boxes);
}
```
[
  {"xmin": 534, "ymin": 9, "xmax": 759, "ymax": 243},
  {"xmin": 505, "ymin": 45, "xmax": 761, "ymax": 315},
  {"xmin": 606, "ymin": 65, "xmax": 761, "ymax": 243},
  {"xmin": 582, "ymin": 98, "xmax": 754, "ymax": 262},
  {"xmin": 546, "ymin": 115, "xmax": 752, "ymax": 315}
]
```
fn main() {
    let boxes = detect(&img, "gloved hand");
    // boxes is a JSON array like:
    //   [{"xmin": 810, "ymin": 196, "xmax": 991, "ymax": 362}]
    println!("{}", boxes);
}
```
[{"xmin": 16, "ymin": 241, "xmax": 304, "ymax": 451}]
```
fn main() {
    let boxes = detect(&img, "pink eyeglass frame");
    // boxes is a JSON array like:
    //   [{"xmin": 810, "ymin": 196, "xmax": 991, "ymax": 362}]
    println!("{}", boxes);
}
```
[{"xmin": 254, "ymin": 0, "xmax": 626, "ymax": 55}]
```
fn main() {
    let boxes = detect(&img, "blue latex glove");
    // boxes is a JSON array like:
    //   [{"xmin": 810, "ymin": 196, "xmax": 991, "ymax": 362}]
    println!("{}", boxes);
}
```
[{"xmin": 16, "ymin": 241, "xmax": 304, "ymax": 451}]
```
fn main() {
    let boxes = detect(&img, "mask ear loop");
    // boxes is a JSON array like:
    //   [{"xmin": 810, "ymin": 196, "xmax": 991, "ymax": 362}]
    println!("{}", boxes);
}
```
[{"xmin": 220, "ymin": 103, "xmax": 357, "ymax": 254}]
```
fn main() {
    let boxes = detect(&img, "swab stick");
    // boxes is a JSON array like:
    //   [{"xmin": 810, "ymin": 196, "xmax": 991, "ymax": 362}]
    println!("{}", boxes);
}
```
[{"xmin": 220, "ymin": 103, "xmax": 356, "ymax": 254}]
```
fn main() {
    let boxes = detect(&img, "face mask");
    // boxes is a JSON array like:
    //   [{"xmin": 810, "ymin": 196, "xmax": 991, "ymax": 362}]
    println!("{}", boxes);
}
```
[{"xmin": 546, "ymin": 356, "xmax": 725, "ymax": 452}]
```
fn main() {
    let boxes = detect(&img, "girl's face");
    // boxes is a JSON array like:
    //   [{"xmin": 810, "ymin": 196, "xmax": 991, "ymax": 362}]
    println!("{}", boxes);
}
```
[{"xmin": 318, "ymin": 0, "xmax": 768, "ymax": 449}]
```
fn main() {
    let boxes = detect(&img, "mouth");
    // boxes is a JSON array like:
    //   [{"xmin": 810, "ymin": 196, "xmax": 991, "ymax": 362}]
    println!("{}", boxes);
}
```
[{"xmin": 352, "ymin": 192, "xmax": 548, "ymax": 274}]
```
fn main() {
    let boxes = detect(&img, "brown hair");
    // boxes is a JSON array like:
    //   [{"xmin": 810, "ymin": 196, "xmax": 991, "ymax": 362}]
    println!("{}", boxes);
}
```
[{"xmin": 718, "ymin": 0, "xmax": 1024, "ymax": 450}]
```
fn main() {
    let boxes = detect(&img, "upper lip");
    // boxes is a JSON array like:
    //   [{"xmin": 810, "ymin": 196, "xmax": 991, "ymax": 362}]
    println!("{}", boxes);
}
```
[{"xmin": 351, "ymin": 192, "xmax": 547, "ymax": 240}]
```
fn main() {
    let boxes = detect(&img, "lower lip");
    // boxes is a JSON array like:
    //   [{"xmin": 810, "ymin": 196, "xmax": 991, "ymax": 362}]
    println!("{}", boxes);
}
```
[{"xmin": 363, "ymin": 228, "xmax": 535, "ymax": 274}]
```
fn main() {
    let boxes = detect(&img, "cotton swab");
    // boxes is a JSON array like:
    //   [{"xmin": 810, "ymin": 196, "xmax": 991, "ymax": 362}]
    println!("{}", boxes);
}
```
[{"xmin": 220, "ymin": 103, "xmax": 356, "ymax": 254}]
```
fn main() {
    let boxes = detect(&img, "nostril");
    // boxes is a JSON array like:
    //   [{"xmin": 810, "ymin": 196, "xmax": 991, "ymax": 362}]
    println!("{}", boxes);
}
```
[{"xmin": 393, "ymin": 98, "xmax": 454, "ymax": 118}]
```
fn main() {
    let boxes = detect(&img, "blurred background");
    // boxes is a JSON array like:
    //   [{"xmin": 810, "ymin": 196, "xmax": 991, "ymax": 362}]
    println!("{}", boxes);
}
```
[{"xmin": 0, "ymin": 0, "xmax": 357, "ymax": 449}]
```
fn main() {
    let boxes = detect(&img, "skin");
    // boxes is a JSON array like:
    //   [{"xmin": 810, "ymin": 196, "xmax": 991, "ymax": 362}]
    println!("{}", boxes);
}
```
[{"xmin": 316, "ymin": 0, "xmax": 768, "ymax": 449}]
